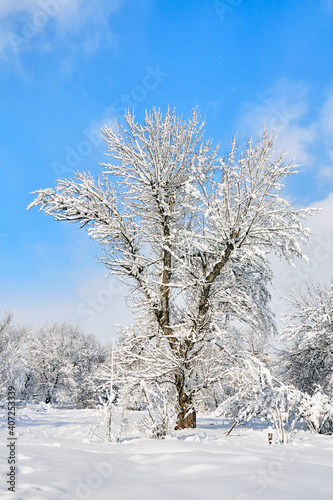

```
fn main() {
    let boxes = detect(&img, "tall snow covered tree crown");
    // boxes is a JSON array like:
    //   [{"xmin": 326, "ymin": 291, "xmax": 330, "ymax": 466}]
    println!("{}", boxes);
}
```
[{"xmin": 28, "ymin": 107, "xmax": 318, "ymax": 430}]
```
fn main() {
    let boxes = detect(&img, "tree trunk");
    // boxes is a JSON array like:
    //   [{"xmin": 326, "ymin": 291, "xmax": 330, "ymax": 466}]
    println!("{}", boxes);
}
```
[{"xmin": 175, "ymin": 372, "xmax": 196, "ymax": 429}]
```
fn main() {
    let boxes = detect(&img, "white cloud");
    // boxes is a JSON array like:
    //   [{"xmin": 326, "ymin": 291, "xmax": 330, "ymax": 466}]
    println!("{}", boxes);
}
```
[
  {"xmin": 318, "ymin": 166, "xmax": 333, "ymax": 181},
  {"xmin": 0, "ymin": 0, "xmax": 122, "ymax": 59},
  {"xmin": 318, "ymin": 91, "xmax": 333, "ymax": 180},
  {"xmin": 237, "ymin": 80, "xmax": 333, "ymax": 189},
  {"xmin": 237, "ymin": 79, "xmax": 318, "ymax": 167},
  {"xmin": 320, "ymin": 92, "xmax": 333, "ymax": 136},
  {"xmin": 0, "ymin": 0, "xmax": 37, "ymax": 17}
]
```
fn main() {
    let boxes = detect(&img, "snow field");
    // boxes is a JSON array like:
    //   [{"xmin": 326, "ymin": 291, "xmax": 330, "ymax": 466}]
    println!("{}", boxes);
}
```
[{"xmin": 1, "ymin": 408, "xmax": 333, "ymax": 500}]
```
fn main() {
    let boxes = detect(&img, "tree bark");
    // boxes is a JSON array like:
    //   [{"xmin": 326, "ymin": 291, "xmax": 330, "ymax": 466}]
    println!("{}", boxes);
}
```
[{"xmin": 175, "ymin": 371, "xmax": 196, "ymax": 429}]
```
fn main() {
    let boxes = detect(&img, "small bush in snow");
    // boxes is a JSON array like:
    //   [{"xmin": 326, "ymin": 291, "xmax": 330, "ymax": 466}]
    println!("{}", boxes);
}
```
[{"xmin": 215, "ymin": 356, "xmax": 333, "ymax": 443}]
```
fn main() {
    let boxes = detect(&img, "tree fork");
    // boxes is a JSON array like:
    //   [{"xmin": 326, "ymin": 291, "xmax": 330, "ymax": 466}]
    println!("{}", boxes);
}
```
[{"xmin": 197, "ymin": 242, "xmax": 234, "ymax": 329}]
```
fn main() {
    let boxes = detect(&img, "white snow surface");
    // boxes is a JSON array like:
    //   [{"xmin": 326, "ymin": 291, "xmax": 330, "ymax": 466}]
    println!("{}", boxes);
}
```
[{"xmin": 1, "ymin": 407, "xmax": 333, "ymax": 500}]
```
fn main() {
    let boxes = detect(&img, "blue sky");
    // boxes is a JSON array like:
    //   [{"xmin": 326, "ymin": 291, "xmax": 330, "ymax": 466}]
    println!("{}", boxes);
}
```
[{"xmin": 1, "ymin": 0, "xmax": 333, "ymax": 341}]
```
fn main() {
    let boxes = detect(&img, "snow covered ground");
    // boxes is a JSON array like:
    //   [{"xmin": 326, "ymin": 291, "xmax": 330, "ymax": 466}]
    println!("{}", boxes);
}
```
[{"xmin": 1, "ymin": 407, "xmax": 333, "ymax": 500}]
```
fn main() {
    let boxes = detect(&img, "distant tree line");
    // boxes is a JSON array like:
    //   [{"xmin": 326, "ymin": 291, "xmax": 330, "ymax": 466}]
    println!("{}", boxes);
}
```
[{"xmin": 0, "ymin": 316, "xmax": 109, "ymax": 407}]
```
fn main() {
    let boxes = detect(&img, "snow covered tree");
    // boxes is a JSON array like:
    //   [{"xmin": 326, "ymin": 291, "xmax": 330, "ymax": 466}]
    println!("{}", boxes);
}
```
[
  {"xmin": 0, "ymin": 313, "xmax": 14, "ymax": 397},
  {"xmin": 0, "ymin": 313, "xmax": 27, "ymax": 401},
  {"xmin": 0, "ymin": 314, "xmax": 14, "ymax": 383},
  {"xmin": 21, "ymin": 323, "xmax": 104, "ymax": 405},
  {"xmin": 28, "ymin": 108, "xmax": 316, "ymax": 429},
  {"xmin": 281, "ymin": 280, "xmax": 333, "ymax": 398}
]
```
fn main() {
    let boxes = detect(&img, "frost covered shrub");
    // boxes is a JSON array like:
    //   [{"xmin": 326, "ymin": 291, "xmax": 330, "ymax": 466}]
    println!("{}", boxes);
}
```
[
  {"xmin": 89, "ymin": 390, "xmax": 118, "ymax": 442},
  {"xmin": 92, "ymin": 332, "xmax": 179, "ymax": 439},
  {"xmin": 302, "ymin": 390, "xmax": 333, "ymax": 435},
  {"xmin": 215, "ymin": 356, "xmax": 333, "ymax": 442},
  {"xmin": 138, "ymin": 380, "xmax": 177, "ymax": 438},
  {"xmin": 282, "ymin": 281, "xmax": 333, "ymax": 397}
]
